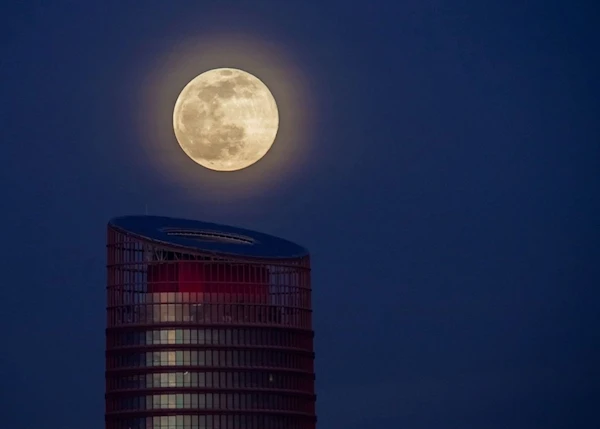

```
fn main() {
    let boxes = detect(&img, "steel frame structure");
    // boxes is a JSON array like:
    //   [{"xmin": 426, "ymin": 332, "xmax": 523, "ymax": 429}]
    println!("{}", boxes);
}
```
[{"xmin": 106, "ymin": 217, "xmax": 316, "ymax": 429}]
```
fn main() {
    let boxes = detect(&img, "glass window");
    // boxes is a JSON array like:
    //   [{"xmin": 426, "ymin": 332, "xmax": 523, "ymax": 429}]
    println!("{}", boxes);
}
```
[
  {"xmin": 168, "ymin": 394, "xmax": 176, "ymax": 409},
  {"xmin": 153, "ymin": 305, "xmax": 161, "ymax": 322}
]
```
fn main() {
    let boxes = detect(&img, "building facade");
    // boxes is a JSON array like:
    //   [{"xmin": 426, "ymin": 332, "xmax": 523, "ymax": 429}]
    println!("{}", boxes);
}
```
[{"xmin": 106, "ymin": 216, "xmax": 316, "ymax": 429}]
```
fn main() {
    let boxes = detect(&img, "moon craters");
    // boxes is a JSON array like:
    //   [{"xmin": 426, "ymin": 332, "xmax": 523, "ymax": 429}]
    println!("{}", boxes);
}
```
[{"xmin": 173, "ymin": 68, "xmax": 278, "ymax": 171}]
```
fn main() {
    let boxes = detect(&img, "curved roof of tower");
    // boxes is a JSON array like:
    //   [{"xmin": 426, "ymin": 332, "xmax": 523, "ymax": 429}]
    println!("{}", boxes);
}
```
[{"xmin": 108, "ymin": 215, "xmax": 308, "ymax": 259}]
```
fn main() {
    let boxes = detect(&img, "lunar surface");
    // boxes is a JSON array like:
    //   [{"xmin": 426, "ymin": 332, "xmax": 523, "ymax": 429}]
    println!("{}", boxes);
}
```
[{"xmin": 173, "ymin": 68, "xmax": 279, "ymax": 171}]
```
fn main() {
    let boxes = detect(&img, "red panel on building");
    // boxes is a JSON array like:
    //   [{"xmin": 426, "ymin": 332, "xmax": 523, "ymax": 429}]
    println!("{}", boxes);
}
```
[{"xmin": 148, "ymin": 262, "xmax": 269, "ymax": 302}]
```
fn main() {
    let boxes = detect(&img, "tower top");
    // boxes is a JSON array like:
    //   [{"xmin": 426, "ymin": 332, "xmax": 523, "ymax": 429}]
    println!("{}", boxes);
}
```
[{"xmin": 108, "ymin": 215, "xmax": 308, "ymax": 259}]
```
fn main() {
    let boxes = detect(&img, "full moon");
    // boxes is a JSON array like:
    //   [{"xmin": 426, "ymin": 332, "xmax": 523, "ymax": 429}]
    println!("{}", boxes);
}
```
[{"xmin": 173, "ymin": 68, "xmax": 279, "ymax": 171}]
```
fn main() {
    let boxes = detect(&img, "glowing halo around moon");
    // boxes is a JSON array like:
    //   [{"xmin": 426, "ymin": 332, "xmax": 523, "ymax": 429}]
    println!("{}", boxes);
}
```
[{"xmin": 173, "ymin": 68, "xmax": 279, "ymax": 172}]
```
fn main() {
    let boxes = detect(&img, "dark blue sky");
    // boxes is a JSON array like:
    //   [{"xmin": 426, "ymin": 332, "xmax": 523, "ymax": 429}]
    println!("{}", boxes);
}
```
[{"xmin": 1, "ymin": 1, "xmax": 598, "ymax": 428}]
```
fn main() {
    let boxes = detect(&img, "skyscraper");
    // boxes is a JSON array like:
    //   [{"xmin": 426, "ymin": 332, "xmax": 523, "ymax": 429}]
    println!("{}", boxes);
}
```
[{"xmin": 105, "ymin": 216, "xmax": 316, "ymax": 429}]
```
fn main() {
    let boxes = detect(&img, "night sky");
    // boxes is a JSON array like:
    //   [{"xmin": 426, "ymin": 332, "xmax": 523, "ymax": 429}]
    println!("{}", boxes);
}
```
[{"xmin": 1, "ymin": 1, "xmax": 598, "ymax": 428}]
